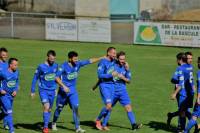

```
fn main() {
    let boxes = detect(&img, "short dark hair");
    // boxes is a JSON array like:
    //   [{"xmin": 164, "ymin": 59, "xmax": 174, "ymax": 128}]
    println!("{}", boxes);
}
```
[
  {"xmin": 68, "ymin": 51, "xmax": 78, "ymax": 59},
  {"xmin": 185, "ymin": 51, "xmax": 193, "ymax": 56},
  {"xmin": 0, "ymin": 47, "xmax": 8, "ymax": 53},
  {"xmin": 8, "ymin": 58, "xmax": 18, "ymax": 65},
  {"xmin": 176, "ymin": 52, "xmax": 187, "ymax": 62},
  {"xmin": 107, "ymin": 47, "xmax": 116, "ymax": 53},
  {"xmin": 176, "ymin": 52, "xmax": 184, "ymax": 60},
  {"xmin": 117, "ymin": 51, "xmax": 126, "ymax": 59},
  {"xmin": 47, "ymin": 50, "xmax": 56, "ymax": 57}
]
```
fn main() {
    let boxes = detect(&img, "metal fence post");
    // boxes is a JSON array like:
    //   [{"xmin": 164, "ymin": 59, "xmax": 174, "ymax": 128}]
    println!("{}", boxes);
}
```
[{"xmin": 11, "ymin": 12, "xmax": 14, "ymax": 38}]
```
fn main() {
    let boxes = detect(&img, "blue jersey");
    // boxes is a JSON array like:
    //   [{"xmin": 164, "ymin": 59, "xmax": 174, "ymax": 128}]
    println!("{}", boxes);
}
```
[
  {"xmin": 57, "ymin": 60, "xmax": 91, "ymax": 93},
  {"xmin": 183, "ymin": 64, "xmax": 194, "ymax": 95},
  {"xmin": 0, "ymin": 69, "xmax": 19, "ymax": 95},
  {"xmin": 171, "ymin": 66, "xmax": 180, "ymax": 84},
  {"xmin": 0, "ymin": 61, "xmax": 8, "ymax": 87},
  {"xmin": 31, "ymin": 62, "xmax": 58, "ymax": 93},
  {"xmin": 176, "ymin": 64, "xmax": 187, "ymax": 96},
  {"xmin": 97, "ymin": 58, "xmax": 115, "ymax": 84},
  {"xmin": 197, "ymin": 70, "xmax": 200, "ymax": 94},
  {"xmin": 0, "ymin": 61, "xmax": 8, "ymax": 72},
  {"xmin": 114, "ymin": 63, "xmax": 131, "ymax": 91}
]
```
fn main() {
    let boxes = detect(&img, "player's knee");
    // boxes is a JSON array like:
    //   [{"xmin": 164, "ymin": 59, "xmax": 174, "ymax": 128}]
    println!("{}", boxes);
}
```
[
  {"xmin": 43, "ymin": 103, "xmax": 50, "ymax": 111},
  {"xmin": 72, "ymin": 104, "xmax": 79, "ymax": 114},
  {"xmin": 72, "ymin": 104, "xmax": 79, "ymax": 110},
  {"xmin": 106, "ymin": 103, "xmax": 112, "ymax": 110},
  {"xmin": 192, "ymin": 116, "xmax": 197, "ymax": 121},
  {"xmin": 125, "ymin": 105, "xmax": 132, "ymax": 112}
]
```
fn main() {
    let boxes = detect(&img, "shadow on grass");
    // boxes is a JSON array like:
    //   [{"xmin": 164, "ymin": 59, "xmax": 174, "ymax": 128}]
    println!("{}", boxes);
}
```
[
  {"xmin": 14, "ymin": 122, "xmax": 43, "ymax": 131},
  {"xmin": 14, "ymin": 122, "xmax": 74, "ymax": 132},
  {"xmin": 144, "ymin": 121, "xmax": 177, "ymax": 132},
  {"xmin": 72, "ymin": 120, "xmax": 131, "ymax": 130}
]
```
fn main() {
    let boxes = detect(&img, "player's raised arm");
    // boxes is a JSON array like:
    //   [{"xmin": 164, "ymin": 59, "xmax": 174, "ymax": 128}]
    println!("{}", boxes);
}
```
[{"xmin": 89, "ymin": 56, "xmax": 106, "ymax": 64}]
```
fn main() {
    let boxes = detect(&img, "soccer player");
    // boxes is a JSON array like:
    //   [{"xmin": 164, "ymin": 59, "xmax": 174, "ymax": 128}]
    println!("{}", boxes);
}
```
[
  {"xmin": 0, "ymin": 47, "xmax": 9, "ymax": 129},
  {"xmin": 184, "ymin": 57, "xmax": 200, "ymax": 133},
  {"xmin": 95, "ymin": 47, "xmax": 117, "ymax": 131},
  {"xmin": 185, "ymin": 52, "xmax": 195, "ymax": 112},
  {"xmin": 167, "ymin": 52, "xmax": 186, "ymax": 128},
  {"xmin": 168, "ymin": 52, "xmax": 195, "ymax": 129},
  {"xmin": 52, "ymin": 51, "xmax": 103, "ymax": 133},
  {"xmin": 171, "ymin": 53, "xmax": 193, "ymax": 132},
  {"xmin": 0, "ymin": 58, "xmax": 19, "ymax": 133},
  {"xmin": 31, "ymin": 50, "xmax": 69, "ymax": 133},
  {"xmin": 112, "ymin": 51, "xmax": 142, "ymax": 130}
]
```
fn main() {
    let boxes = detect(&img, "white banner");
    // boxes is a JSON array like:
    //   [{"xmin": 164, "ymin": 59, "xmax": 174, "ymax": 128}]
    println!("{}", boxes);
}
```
[
  {"xmin": 78, "ymin": 19, "xmax": 111, "ymax": 43},
  {"xmin": 134, "ymin": 22, "xmax": 200, "ymax": 47},
  {"xmin": 45, "ymin": 18, "xmax": 77, "ymax": 41}
]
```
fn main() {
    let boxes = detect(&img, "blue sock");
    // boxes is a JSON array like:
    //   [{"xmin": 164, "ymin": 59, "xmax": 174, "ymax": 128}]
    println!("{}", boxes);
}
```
[
  {"xmin": 6, "ymin": 113, "xmax": 14, "ymax": 133},
  {"xmin": 184, "ymin": 119, "xmax": 197, "ymax": 133},
  {"xmin": 127, "ymin": 111, "xmax": 136, "ymax": 125},
  {"xmin": 97, "ymin": 107, "xmax": 107, "ymax": 121},
  {"xmin": 72, "ymin": 106, "xmax": 80, "ymax": 129},
  {"xmin": 53, "ymin": 107, "xmax": 62, "ymax": 123},
  {"xmin": 102, "ymin": 110, "xmax": 111, "ymax": 127},
  {"xmin": 43, "ymin": 112, "xmax": 50, "ymax": 128},
  {"xmin": 3, "ymin": 116, "xmax": 8, "ymax": 127}
]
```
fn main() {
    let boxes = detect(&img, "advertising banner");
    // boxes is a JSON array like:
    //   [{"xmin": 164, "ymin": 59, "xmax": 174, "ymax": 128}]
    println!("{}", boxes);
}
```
[
  {"xmin": 78, "ymin": 19, "xmax": 111, "ymax": 43},
  {"xmin": 46, "ymin": 18, "xmax": 77, "ymax": 41},
  {"xmin": 134, "ymin": 22, "xmax": 200, "ymax": 47}
]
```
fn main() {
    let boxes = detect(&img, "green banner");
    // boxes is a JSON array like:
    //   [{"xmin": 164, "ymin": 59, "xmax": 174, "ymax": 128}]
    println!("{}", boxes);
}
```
[{"xmin": 136, "ymin": 25, "xmax": 161, "ymax": 44}]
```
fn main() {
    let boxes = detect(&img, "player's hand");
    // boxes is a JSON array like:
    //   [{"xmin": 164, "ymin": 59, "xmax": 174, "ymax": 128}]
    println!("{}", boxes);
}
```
[
  {"xmin": 92, "ymin": 84, "xmax": 98, "ymax": 91},
  {"xmin": 125, "ymin": 62, "xmax": 129, "ymax": 70},
  {"xmin": 101, "ymin": 55, "xmax": 107, "ymax": 59},
  {"xmin": 30, "ymin": 93, "xmax": 35, "ymax": 99},
  {"xmin": 12, "ymin": 91, "xmax": 17, "ymax": 97},
  {"xmin": 197, "ymin": 94, "xmax": 200, "ymax": 105},
  {"xmin": 193, "ymin": 86, "xmax": 196, "ymax": 92},
  {"xmin": 170, "ymin": 93, "xmax": 176, "ymax": 100},
  {"xmin": 63, "ymin": 86, "xmax": 70, "ymax": 93},
  {"xmin": 118, "ymin": 74, "xmax": 125, "ymax": 79},
  {"xmin": 0, "ymin": 90, "xmax": 6, "ymax": 95},
  {"xmin": 112, "ymin": 71, "xmax": 118, "ymax": 77}
]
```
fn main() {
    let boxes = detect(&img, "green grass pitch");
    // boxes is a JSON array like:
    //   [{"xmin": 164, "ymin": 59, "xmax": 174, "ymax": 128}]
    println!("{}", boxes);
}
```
[{"xmin": 0, "ymin": 39, "xmax": 199, "ymax": 133}]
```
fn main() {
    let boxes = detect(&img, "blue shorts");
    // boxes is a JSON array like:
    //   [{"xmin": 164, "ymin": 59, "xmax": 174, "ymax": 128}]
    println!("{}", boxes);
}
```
[
  {"xmin": 112, "ymin": 89, "xmax": 131, "ymax": 107},
  {"xmin": 0, "ymin": 94, "xmax": 13, "ymax": 114},
  {"xmin": 192, "ymin": 103, "xmax": 200, "ymax": 117},
  {"xmin": 56, "ymin": 88, "xmax": 79, "ymax": 109},
  {"xmin": 39, "ymin": 89, "xmax": 56, "ymax": 109},
  {"xmin": 99, "ymin": 83, "xmax": 114, "ymax": 105}
]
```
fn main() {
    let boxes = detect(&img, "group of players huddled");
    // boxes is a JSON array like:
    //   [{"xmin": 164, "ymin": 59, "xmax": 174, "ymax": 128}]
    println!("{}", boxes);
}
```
[
  {"xmin": 168, "ymin": 52, "xmax": 200, "ymax": 133},
  {"xmin": 0, "ymin": 47, "xmax": 142, "ymax": 133}
]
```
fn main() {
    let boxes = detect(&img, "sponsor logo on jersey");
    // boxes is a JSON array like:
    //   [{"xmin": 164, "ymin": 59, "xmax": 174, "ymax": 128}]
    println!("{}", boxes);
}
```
[
  {"xmin": 67, "ymin": 72, "xmax": 78, "ymax": 80},
  {"xmin": 7, "ymin": 80, "xmax": 16, "ymax": 88},
  {"xmin": 45, "ymin": 73, "xmax": 56, "ymax": 81}
]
